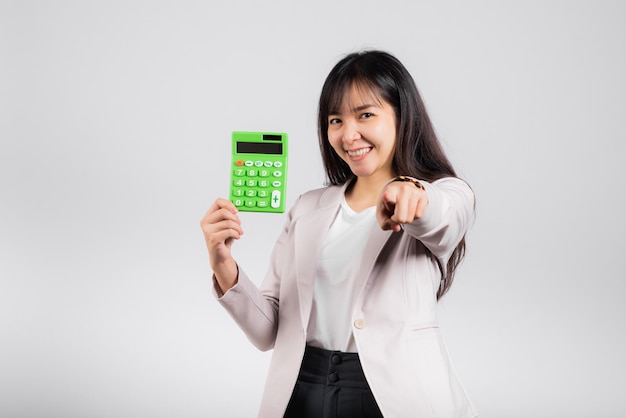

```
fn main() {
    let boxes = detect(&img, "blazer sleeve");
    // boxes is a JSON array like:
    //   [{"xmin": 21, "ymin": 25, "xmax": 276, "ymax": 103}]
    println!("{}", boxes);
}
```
[
  {"xmin": 211, "ymin": 194, "xmax": 301, "ymax": 351},
  {"xmin": 402, "ymin": 177, "xmax": 475, "ymax": 266}
]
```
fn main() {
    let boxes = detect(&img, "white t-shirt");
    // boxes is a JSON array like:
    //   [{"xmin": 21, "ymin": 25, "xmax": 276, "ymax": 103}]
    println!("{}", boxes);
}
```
[{"xmin": 306, "ymin": 196, "xmax": 376, "ymax": 352}]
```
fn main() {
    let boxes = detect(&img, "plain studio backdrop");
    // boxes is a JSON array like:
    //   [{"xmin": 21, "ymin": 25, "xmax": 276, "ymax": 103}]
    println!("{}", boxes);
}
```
[{"xmin": 1, "ymin": 1, "xmax": 625, "ymax": 417}]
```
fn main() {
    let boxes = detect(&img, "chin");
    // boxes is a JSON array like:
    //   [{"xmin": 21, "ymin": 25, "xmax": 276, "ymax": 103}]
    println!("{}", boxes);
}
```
[{"xmin": 350, "ymin": 169, "xmax": 375, "ymax": 178}]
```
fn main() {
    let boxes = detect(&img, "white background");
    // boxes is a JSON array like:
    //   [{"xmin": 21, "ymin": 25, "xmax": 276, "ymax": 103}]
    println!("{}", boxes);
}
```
[{"xmin": 2, "ymin": 1, "xmax": 625, "ymax": 417}]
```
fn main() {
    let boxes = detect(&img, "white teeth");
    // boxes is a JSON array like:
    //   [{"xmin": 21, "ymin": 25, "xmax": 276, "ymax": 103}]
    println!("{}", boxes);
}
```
[{"xmin": 347, "ymin": 148, "xmax": 371, "ymax": 157}]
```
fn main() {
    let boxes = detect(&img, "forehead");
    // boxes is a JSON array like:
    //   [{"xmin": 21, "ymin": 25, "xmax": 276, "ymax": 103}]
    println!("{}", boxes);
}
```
[{"xmin": 331, "ymin": 82, "xmax": 384, "ymax": 112}]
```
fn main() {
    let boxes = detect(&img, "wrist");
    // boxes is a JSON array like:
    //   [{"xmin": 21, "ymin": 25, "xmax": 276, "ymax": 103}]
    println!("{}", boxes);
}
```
[
  {"xmin": 385, "ymin": 175, "xmax": 424, "ymax": 190},
  {"xmin": 213, "ymin": 259, "xmax": 239, "ymax": 293}
]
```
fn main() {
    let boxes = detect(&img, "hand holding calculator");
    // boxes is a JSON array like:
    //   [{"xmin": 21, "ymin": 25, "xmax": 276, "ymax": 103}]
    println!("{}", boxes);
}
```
[{"xmin": 229, "ymin": 131, "xmax": 288, "ymax": 213}]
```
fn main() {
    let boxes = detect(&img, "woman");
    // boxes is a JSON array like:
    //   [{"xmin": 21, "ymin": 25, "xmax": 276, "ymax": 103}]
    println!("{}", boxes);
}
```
[{"xmin": 201, "ymin": 50, "xmax": 478, "ymax": 417}]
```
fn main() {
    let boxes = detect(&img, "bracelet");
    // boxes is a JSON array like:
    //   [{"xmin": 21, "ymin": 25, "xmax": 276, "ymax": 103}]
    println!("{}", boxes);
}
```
[{"xmin": 386, "ymin": 175, "xmax": 425, "ymax": 190}]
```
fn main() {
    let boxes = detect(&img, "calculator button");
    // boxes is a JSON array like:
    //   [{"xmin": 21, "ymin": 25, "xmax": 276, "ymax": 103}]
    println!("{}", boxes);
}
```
[
  {"xmin": 244, "ymin": 160, "xmax": 254, "ymax": 167},
  {"xmin": 234, "ymin": 179, "xmax": 245, "ymax": 186},
  {"xmin": 248, "ymin": 169, "xmax": 257, "ymax": 177},
  {"xmin": 259, "ymin": 180, "xmax": 269, "ymax": 188},
  {"xmin": 271, "ymin": 190, "xmax": 281, "ymax": 208},
  {"xmin": 273, "ymin": 170, "xmax": 282, "ymax": 177},
  {"xmin": 257, "ymin": 200, "xmax": 269, "ymax": 208},
  {"xmin": 233, "ymin": 168, "xmax": 245, "ymax": 176},
  {"xmin": 245, "ymin": 200, "xmax": 256, "ymax": 207},
  {"xmin": 235, "ymin": 160, "xmax": 245, "ymax": 166},
  {"xmin": 255, "ymin": 161, "xmax": 263, "ymax": 167},
  {"xmin": 259, "ymin": 169, "xmax": 270, "ymax": 177},
  {"xmin": 258, "ymin": 190, "xmax": 269, "ymax": 197},
  {"xmin": 246, "ymin": 189, "xmax": 257, "ymax": 197},
  {"xmin": 274, "ymin": 161, "xmax": 283, "ymax": 168},
  {"xmin": 247, "ymin": 180, "xmax": 257, "ymax": 187},
  {"xmin": 272, "ymin": 180, "xmax": 282, "ymax": 187},
  {"xmin": 233, "ymin": 199, "xmax": 244, "ymax": 207},
  {"xmin": 264, "ymin": 161, "xmax": 273, "ymax": 167},
  {"xmin": 232, "ymin": 189, "xmax": 244, "ymax": 197}
]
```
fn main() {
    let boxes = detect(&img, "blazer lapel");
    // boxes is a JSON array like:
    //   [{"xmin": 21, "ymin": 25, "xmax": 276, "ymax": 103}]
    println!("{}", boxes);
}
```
[
  {"xmin": 353, "ymin": 224, "xmax": 394, "ymax": 301},
  {"xmin": 291, "ymin": 185, "xmax": 344, "ymax": 330},
  {"xmin": 290, "ymin": 183, "xmax": 395, "ymax": 331},
  {"xmin": 360, "ymin": 225, "xmax": 393, "ymax": 276}
]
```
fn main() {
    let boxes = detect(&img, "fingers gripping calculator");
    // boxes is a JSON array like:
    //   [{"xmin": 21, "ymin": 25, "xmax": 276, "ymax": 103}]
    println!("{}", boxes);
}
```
[{"xmin": 229, "ymin": 131, "xmax": 288, "ymax": 213}]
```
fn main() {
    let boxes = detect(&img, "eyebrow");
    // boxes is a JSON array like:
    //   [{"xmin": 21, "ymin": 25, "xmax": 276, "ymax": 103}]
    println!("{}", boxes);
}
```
[
  {"xmin": 352, "ymin": 104, "xmax": 376, "ymax": 112},
  {"xmin": 329, "ymin": 104, "xmax": 377, "ymax": 115}
]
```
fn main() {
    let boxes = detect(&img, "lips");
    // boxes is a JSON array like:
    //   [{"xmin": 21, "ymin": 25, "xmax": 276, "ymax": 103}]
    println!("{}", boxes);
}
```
[{"xmin": 347, "ymin": 147, "xmax": 372, "ymax": 158}]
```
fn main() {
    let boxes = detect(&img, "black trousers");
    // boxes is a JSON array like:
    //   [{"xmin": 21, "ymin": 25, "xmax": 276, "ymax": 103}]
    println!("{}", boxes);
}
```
[{"xmin": 283, "ymin": 345, "xmax": 384, "ymax": 418}]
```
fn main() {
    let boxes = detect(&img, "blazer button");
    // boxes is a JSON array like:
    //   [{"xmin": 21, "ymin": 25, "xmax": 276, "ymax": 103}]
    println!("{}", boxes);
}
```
[{"xmin": 354, "ymin": 318, "xmax": 366, "ymax": 329}]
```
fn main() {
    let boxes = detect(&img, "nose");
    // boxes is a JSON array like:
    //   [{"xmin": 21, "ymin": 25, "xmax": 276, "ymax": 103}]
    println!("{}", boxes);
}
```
[{"xmin": 341, "ymin": 119, "xmax": 361, "ymax": 144}]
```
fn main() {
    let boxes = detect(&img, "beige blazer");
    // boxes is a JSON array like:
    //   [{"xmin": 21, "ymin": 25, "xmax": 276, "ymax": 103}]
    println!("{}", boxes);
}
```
[{"xmin": 214, "ymin": 177, "xmax": 478, "ymax": 417}]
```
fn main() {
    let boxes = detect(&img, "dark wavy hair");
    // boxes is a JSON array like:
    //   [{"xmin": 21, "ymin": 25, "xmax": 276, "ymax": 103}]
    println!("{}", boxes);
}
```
[{"xmin": 317, "ymin": 50, "xmax": 468, "ymax": 299}]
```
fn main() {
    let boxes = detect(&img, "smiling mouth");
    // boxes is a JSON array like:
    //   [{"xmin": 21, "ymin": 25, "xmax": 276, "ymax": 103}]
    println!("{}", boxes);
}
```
[{"xmin": 347, "ymin": 148, "xmax": 372, "ymax": 158}]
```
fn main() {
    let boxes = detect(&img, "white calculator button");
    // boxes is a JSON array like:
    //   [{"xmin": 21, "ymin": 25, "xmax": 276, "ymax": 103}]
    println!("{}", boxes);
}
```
[
  {"xmin": 273, "ymin": 170, "xmax": 282, "ymax": 177},
  {"xmin": 264, "ymin": 161, "xmax": 273, "ymax": 167},
  {"xmin": 274, "ymin": 161, "xmax": 283, "ymax": 168},
  {"xmin": 272, "ymin": 180, "xmax": 282, "ymax": 187},
  {"xmin": 255, "ymin": 161, "xmax": 263, "ymax": 167},
  {"xmin": 271, "ymin": 190, "xmax": 281, "ymax": 208},
  {"xmin": 244, "ymin": 160, "xmax": 254, "ymax": 167}
]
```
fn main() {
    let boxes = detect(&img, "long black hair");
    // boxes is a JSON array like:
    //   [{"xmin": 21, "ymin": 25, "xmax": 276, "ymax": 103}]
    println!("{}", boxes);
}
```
[{"xmin": 317, "ymin": 50, "xmax": 468, "ymax": 299}]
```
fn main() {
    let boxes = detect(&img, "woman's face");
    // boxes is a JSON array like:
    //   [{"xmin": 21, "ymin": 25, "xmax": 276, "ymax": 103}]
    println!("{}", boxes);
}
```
[{"xmin": 327, "ymin": 85, "xmax": 397, "ymax": 181}]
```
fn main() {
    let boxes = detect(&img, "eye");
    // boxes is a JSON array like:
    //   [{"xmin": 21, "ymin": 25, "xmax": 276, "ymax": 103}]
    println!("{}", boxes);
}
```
[
  {"xmin": 329, "ymin": 117, "xmax": 342, "ymax": 125},
  {"xmin": 360, "ymin": 112, "xmax": 373, "ymax": 119}
]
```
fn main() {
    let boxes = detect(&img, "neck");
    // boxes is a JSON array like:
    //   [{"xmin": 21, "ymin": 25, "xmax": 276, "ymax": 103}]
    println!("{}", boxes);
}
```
[{"xmin": 345, "ymin": 173, "xmax": 395, "ymax": 212}]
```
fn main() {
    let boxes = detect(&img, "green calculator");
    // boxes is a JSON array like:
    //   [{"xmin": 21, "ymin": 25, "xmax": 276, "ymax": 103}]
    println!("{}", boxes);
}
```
[{"xmin": 230, "ymin": 131, "xmax": 288, "ymax": 213}]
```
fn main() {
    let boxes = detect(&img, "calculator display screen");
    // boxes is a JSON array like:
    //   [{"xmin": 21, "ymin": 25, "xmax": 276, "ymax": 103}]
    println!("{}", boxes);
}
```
[{"xmin": 237, "ymin": 142, "xmax": 283, "ymax": 155}]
